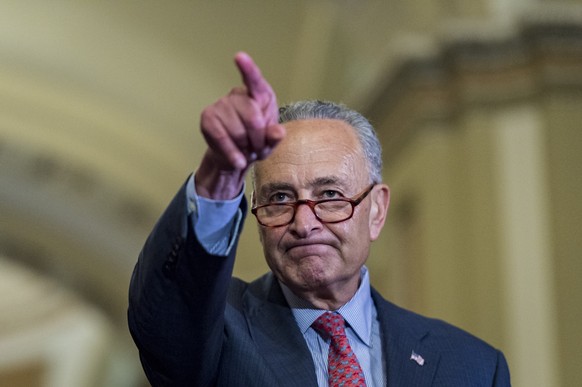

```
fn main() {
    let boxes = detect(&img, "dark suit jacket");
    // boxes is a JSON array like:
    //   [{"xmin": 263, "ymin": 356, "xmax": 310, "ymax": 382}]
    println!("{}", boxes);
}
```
[{"xmin": 128, "ymin": 181, "xmax": 511, "ymax": 386}]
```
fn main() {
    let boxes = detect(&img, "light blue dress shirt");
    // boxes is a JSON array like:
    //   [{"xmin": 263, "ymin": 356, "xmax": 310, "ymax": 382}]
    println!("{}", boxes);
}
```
[
  {"xmin": 281, "ymin": 268, "xmax": 386, "ymax": 387},
  {"xmin": 186, "ymin": 174, "xmax": 243, "ymax": 256},
  {"xmin": 186, "ymin": 174, "xmax": 386, "ymax": 386}
]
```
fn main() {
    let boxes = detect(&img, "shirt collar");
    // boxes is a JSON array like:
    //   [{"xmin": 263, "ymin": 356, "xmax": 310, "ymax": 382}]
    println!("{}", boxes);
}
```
[{"xmin": 280, "ymin": 266, "xmax": 373, "ymax": 346}]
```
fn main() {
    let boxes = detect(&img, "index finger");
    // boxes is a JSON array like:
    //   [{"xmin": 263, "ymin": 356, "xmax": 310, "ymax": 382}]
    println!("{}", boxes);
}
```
[{"xmin": 234, "ymin": 52, "xmax": 274, "ymax": 100}]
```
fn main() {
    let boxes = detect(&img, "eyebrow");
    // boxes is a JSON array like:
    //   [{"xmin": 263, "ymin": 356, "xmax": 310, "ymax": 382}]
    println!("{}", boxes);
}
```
[
  {"xmin": 259, "ymin": 182, "xmax": 295, "ymax": 196},
  {"xmin": 259, "ymin": 176, "xmax": 347, "ymax": 196}
]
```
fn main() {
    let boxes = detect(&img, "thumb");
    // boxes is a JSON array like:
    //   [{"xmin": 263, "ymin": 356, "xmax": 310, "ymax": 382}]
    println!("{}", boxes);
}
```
[{"xmin": 259, "ymin": 124, "xmax": 286, "ymax": 160}]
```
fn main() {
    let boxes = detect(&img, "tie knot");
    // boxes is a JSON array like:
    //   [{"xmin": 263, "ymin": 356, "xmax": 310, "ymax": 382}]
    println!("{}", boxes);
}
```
[{"xmin": 312, "ymin": 312, "xmax": 346, "ymax": 339}]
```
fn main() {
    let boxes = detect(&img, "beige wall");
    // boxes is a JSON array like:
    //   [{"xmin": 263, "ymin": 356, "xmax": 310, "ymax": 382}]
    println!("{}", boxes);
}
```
[
  {"xmin": 364, "ymin": 18, "xmax": 582, "ymax": 385},
  {"xmin": 545, "ymin": 91, "xmax": 582, "ymax": 387}
]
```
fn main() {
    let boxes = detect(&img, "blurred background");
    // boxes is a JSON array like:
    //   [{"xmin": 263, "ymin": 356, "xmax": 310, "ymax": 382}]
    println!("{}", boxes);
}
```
[{"xmin": 1, "ymin": 1, "xmax": 581, "ymax": 386}]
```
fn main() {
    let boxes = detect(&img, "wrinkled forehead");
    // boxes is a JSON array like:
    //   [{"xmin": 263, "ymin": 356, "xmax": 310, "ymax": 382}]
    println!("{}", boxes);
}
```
[{"xmin": 252, "ymin": 118, "xmax": 368, "ymax": 188}]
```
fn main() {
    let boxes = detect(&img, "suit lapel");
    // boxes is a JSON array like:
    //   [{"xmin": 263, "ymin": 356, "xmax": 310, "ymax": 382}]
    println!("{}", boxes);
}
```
[
  {"xmin": 373, "ymin": 290, "xmax": 440, "ymax": 387},
  {"xmin": 242, "ymin": 278, "xmax": 442, "ymax": 386},
  {"xmin": 243, "ymin": 273, "xmax": 318, "ymax": 386}
]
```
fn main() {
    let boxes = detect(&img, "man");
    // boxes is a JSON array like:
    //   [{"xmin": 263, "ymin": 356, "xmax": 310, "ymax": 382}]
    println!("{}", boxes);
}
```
[{"xmin": 128, "ymin": 52, "xmax": 511, "ymax": 386}]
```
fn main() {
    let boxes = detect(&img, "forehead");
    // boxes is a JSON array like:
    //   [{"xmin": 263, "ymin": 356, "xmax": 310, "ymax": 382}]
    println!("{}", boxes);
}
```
[{"xmin": 254, "ymin": 119, "xmax": 368, "ymax": 189}]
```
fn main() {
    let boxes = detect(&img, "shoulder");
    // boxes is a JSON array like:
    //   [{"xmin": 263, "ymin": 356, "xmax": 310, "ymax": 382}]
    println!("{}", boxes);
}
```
[
  {"xmin": 372, "ymin": 288, "xmax": 505, "ymax": 361},
  {"xmin": 372, "ymin": 289, "xmax": 510, "ymax": 384},
  {"xmin": 227, "ymin": 273, "xmax": 279, "ymax": 306}
]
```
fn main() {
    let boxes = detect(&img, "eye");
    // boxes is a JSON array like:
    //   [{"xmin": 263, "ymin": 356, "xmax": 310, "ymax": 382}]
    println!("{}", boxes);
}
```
[
  {"xmin": 269, "ymin": 192, "xmax": 292, "ymax": 203},
  {"xmin": 321, "ymin": 190, "xmax": 342, "ymax": 199}
]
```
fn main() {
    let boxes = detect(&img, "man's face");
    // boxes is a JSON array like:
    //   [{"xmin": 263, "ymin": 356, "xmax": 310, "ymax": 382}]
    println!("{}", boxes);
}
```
[{"xmin": 253, "ymin": 119, "xmax": 388, "ymax": 301}]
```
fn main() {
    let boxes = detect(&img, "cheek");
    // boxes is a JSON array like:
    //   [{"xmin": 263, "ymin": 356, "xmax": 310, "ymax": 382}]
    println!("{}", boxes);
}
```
[
  {"xmin": 335, "ymin": 216, "xmax": 371, "ymax": 253},
  {"xmin": 259, "ymin": 228, "xmax": 284, "ymax": 256}
]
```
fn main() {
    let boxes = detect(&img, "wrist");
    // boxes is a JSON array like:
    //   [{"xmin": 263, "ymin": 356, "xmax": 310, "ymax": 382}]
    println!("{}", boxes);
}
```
[{"xmin": 195, "ymin": 152, "xmax": 246, "ymax": 200}]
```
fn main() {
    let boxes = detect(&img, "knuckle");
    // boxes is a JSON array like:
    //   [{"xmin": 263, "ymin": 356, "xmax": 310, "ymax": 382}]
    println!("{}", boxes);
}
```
[
  {"xmin": 199, "ymin": 110, "xmax": 216, "ymax": 132},
  {"xmin": 245, "ymin": 116, "xmax": 264, "ymax": 130},
  {"xmin": 229, "ymin": 86, "xmax": 246, "ymax": 96},
  {"xmin": 243, "ymin": 102, "xmax": 265, "ymax": 129}
]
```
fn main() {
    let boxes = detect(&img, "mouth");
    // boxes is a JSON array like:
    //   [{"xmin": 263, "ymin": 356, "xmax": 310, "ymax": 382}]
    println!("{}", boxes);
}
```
[{"xmin": 284, "ymin": 241, "xmax": 334, "ymax": 257}]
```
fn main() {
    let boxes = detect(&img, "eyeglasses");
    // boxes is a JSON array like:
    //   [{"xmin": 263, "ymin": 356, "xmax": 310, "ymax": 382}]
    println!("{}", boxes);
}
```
[{"xmin": 251, "ymin": 184, "xmax": 376, "ymax": 227}]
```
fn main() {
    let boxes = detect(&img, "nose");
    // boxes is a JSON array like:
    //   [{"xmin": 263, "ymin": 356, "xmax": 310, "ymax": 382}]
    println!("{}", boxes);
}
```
[{"xmin": 288, "ymin": 202, "xmax": 322, "ymax": 237}]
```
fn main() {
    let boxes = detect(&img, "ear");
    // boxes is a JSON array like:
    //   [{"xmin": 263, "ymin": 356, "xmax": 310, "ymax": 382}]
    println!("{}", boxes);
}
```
[
  {"xmin": 368, "ymin": 184, "xmax": 390, "ymax": 241},
  {"xmin": 250, "ymin": 190, "xmax": 266, "ymax": 243},
  {"xmin": 250, "ymin": 189, "xmax": 257, "ymax": 207}
]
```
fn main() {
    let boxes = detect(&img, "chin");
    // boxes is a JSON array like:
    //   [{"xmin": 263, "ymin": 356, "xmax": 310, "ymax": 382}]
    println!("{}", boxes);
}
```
[
  {"xmin": 291, "ymin": 265, "xmax": 335, "ymax": 290},
  {"xmin": 273, "ymin": 255, "xmax": 339, "ymax": 286}
]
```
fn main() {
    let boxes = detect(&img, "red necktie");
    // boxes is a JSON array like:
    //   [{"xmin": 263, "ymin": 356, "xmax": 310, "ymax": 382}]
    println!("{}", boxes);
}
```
[{"xmin": 312, "ymin": 312, "xmax": 367, "ymax": 387}]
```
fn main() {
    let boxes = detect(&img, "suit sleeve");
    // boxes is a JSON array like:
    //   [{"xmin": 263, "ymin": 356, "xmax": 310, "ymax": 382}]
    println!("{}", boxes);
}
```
[
  {"xmin": 493, "ymin": 350, "xmax": 511, "ymax": 386},
  {"xmin": 127, "ymin": 179, "xmax": 247, "ymax": 386}
]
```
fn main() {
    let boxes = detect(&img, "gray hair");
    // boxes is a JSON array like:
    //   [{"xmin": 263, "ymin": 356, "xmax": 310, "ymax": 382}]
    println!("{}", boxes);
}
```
[{"xmin": 278, "ymin": 100, "xmax": 383, "ymax": 183}]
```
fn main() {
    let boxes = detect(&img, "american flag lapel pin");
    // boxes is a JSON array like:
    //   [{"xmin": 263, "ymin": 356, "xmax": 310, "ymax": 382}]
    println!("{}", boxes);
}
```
[{"xmin": 410, "ymin": 350, "xmax": 425, "ymax": 366}]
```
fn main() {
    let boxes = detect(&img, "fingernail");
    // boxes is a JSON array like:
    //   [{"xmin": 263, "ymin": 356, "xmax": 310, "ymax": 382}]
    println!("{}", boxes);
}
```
[{"xmin": 234, "ymin": 155, "xmax": 247, "ymax": 169}]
